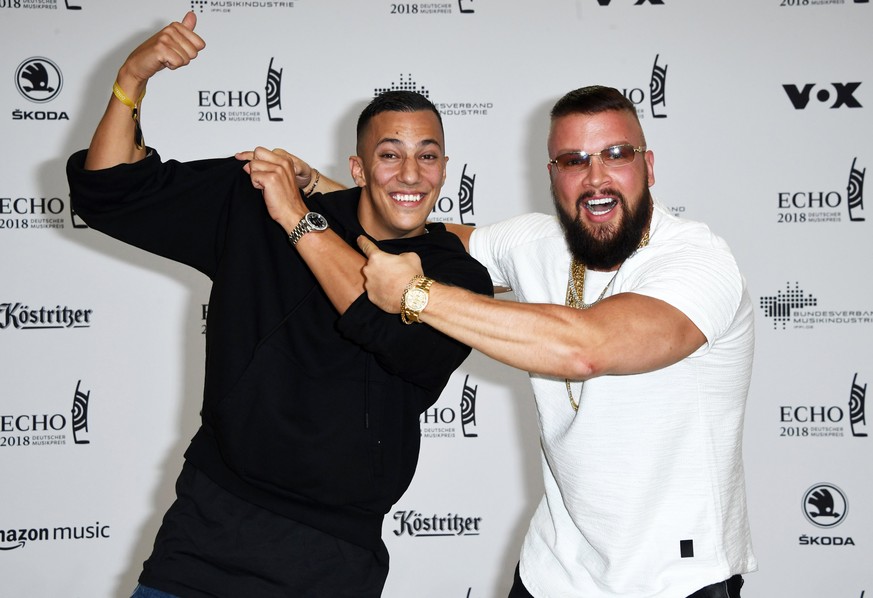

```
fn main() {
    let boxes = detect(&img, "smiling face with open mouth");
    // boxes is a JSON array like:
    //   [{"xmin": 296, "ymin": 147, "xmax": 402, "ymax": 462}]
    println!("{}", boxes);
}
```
[
  {"xmin": 547, "ymin": 109, "xmax": 656, "ymax": 271},
  {"xmin": 352, "ymin": 109, "xmax": 447, "ymax": 241}
]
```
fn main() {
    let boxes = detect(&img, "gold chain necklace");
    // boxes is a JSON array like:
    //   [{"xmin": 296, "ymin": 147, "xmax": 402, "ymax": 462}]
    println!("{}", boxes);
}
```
[{"xmin": 564, "ymin": 229, "xmax": 650, "ymax": 412}]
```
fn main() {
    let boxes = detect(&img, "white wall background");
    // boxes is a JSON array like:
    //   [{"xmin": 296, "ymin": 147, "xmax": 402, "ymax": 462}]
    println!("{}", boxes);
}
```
[{"xmin": 1, "ymin": 1, "xmax": 871, "ymax": 596}]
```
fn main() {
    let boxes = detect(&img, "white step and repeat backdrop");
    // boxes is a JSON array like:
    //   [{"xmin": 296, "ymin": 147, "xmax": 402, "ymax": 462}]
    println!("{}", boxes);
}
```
[{"xmin": 2, "ymin": 1, "xmax": 871, "ymax": 596}]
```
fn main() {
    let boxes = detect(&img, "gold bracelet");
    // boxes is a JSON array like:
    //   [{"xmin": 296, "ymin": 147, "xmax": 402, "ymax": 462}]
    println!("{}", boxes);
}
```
[
  {"xmin": 303, "ymin": 168, "xmax": 320, "ymax": 197},
  {"xmin": 112, "ymin": 81, "xmax": 146, "ymax": 150}
]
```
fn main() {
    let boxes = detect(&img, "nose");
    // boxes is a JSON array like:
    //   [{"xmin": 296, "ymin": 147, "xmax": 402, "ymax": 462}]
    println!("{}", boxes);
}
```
[
  {"xmin": 398, "ymin": 157, "xmax": 421, "ymax": 185},
  {"xmin": 583, "ymin": 156, "xmax": 611, "ymax": 187}
]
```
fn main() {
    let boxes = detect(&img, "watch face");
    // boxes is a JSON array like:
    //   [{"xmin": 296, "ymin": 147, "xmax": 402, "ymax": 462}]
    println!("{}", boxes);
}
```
[
  {"xmin": 405, "ymin": 288, "xmax": 429, "ymax": 311},
  {"xmin": 306, "ymin": 212, "xmax": 328, "ymax": 230}
]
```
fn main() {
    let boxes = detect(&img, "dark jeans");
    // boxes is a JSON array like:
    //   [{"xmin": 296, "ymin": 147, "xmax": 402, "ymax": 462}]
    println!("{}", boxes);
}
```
[{"xmin": 508, "ymin": 564, "xmax": 744, "ymax": 598}]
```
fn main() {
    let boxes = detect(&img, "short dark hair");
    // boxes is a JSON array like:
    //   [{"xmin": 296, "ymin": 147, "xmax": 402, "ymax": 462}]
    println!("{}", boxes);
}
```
[
  {"xmin": 356, "ymin": 91, "xmax": 444, "ymax": 148},
  {"xmin": 550, "ymin": 85, "xmax": 638, "ymax": 120}
]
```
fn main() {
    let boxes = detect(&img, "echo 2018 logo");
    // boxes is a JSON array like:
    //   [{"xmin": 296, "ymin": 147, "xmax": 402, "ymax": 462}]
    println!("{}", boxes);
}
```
[
  {"xmin": 421, "ymin": 375, "xmax": 480, "ymax": 439},
  {"xmin": 622, "ymin": 55, "xmax": 668, "ymax": 119},
  {"xmin": 776, "ymin": 158, "xmax": 866, "ymax": 224},
  {"xmin": 197, "ymin": 58, "xmax": 284, "ymax": 123},
  {"xmin": 0, "ymin": 380, "xmax": 93, "ymax": 448}
]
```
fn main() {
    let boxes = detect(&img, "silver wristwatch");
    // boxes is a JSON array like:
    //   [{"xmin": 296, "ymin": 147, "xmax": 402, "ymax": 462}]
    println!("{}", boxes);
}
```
[{"xmin": 288, "ymin": 212, "xmax": 328, "ymax": 246}]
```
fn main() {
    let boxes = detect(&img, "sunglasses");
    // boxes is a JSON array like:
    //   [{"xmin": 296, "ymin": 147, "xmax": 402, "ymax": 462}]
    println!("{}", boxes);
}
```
[{"xmin": 549, "ymin": 144, "xmax": 645, "ymax": 173}]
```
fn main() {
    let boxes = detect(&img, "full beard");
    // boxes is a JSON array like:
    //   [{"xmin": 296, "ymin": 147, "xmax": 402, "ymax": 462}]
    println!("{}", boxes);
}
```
[{"xmin": 554, "ymin": 185, "xmax": 653, "ymax": 270}]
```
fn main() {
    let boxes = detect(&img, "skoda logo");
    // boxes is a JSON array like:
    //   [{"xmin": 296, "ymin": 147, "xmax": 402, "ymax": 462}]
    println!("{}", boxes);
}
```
[
  {"xmin": 15, "ymin": 57, "xmax": 63, "ymax": 103},
  {"xmin": 802, "ymin": 483, "xmax": 848, "ymax": 528}
]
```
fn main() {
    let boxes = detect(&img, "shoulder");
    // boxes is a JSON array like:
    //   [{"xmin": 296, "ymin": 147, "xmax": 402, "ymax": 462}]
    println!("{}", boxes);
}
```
[
  {"xmin": 470, "ymin": 212, "xmax": 562, "ymax": 255},
  {"xmin": 649, "ymin": 202, "xmax": 732, "ymax": 255}
]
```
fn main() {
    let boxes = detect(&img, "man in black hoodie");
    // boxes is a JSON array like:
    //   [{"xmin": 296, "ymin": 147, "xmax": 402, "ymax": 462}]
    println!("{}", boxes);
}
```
[{"xmin": 66, "ymin": 12, "xmax": 491, "ymax": 598}]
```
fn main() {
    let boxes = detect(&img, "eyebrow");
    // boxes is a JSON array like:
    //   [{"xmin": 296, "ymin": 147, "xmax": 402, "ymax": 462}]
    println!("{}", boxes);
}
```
[{"xmin": 376, "ymin": 137, "xmax": 444, "ymax": 151}]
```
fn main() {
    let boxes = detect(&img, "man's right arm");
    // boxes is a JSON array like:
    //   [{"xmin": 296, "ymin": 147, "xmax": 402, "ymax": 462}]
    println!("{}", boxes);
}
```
[{"xmin": 84, "ymin": 12, "xmax": 205, "ymax": 171}]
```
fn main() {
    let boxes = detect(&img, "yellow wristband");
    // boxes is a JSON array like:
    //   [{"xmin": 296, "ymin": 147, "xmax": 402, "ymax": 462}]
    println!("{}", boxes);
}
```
[
  {"xmin": 112, "ymin": 81, "xmax": 145, "ymax": 109},
  {"xmin": 112, "ymin": 81, "xmax": 146, "ymax": 150}
]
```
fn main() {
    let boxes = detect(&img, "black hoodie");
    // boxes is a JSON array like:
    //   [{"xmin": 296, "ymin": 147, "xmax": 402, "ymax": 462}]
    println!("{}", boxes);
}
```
[{"xmin": 66, "ymin": 148, "xmax": 492, "ymax": 551}]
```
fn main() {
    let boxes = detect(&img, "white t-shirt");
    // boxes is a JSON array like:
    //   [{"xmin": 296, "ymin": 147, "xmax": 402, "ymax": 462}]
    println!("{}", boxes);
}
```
[{"xmin": 469, "ymin": 202, "xmax": 757, "ymax": 597}]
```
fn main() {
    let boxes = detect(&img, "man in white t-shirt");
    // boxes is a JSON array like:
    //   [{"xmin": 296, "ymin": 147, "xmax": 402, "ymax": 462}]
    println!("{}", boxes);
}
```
[{"xmin": 356, "ymin": 85, "xmax": 756, "ymax": 598}]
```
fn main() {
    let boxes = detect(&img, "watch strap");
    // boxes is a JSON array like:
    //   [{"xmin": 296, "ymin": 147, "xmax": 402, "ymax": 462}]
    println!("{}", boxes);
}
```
[{"xmin": 400, "ymin": 275, "xmax": 434, "ymax": 325}]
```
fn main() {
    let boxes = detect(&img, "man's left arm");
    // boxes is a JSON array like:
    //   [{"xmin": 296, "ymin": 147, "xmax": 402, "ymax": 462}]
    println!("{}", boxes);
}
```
[
  {"xmin": 358, "ymin": 237, "xmax": 706, "ymax": 380},
  {"xmin": 238, "ymin": 147, "xmax": 367, "ymax": 314},
  {"xmin": 239, "ymin": 148, "xmax": 491, "ymax": 388},
  {"xmin": 338, "ymin": 239, "xmax": 492, "ymax": 390}
]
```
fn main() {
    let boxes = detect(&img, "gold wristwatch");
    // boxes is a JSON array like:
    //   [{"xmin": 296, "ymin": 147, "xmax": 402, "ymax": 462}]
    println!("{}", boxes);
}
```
[{"xmin": 400, "ymin": 275, "xmax": 434, "ymax": 324}]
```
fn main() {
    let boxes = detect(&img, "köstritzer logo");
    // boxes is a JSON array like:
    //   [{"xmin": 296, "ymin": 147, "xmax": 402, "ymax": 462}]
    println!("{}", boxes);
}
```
[
  {"xmin": 783, "ymin": 83, "xmax": 862, "ymax": 109},
  {"xmin": 392, "ymin": 510, "xmax": 482, "ymax": 537},
  {"xmin": 0, "ymin": 302, "xmax": 93, "ymax": 330}
]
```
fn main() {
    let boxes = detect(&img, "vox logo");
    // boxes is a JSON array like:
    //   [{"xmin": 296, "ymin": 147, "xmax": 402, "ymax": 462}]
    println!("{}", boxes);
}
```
[{"xmin": 783, "ymin": 83, "xmax": 862, "ymax": 109}]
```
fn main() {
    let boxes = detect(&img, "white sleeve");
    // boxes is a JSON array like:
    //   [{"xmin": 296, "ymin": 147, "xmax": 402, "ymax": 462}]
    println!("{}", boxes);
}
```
[
  {"xmin": 469, "ymin": 213, "xmax": 557, "ymax": 289},
  {"xmin": 627, "ymin": 236, "xmax": 745, "ymax": 346}
]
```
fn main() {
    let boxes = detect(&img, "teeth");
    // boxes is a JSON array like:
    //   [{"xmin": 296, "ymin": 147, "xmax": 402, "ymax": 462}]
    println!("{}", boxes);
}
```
[
  {"xmin": 585, "ymin": 197, "xmax": 617, "ymax": 215},
  {"xmin": 394, "ymin": 194, "xmax": 423, "ymax": 203}
]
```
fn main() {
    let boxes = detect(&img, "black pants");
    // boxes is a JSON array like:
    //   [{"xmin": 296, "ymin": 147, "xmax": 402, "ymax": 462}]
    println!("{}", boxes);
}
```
[{"xmin": 508, "ymin": 564, "xmax": 744, "ymax": 598}]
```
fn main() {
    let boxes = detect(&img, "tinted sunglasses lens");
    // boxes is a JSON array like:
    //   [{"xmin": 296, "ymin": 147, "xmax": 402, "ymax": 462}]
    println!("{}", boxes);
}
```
[
  {"xmin": 557, "ymin": 152, "xmax": 591, "ymax": 171},
  {"xmin": 604, "ymin": 145, "xmax": 635, "ymax": 165}
]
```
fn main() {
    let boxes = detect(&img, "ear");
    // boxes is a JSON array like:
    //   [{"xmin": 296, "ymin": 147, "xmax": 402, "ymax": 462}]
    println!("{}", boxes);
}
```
[
  {"xmin": 644, "ymin": 150, "xmax": 655, "ymax": 187},
  {"xmin": 349, "ymin": 156, "xmax": 367, "ymax": 188}
]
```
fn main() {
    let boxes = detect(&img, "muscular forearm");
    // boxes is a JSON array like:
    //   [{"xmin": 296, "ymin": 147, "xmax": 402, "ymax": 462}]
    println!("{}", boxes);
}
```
[
  {"xmin": 83, "ymin": 12, "xmax": 204, "ymax": 171},
  {"xmin": 84, "ymin": 67, "xmax": 148, "ymax": 170},
  {"xmin": 292, "ymin": 228, "xmax": 366, "ymax": 314},
  {"xmin": 418, "ymin": 283, "xmax": 706, "ymax": 380},
  {"xmin": 419, "ymin": 283, "xmax": 597, "ymax": 379}
]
